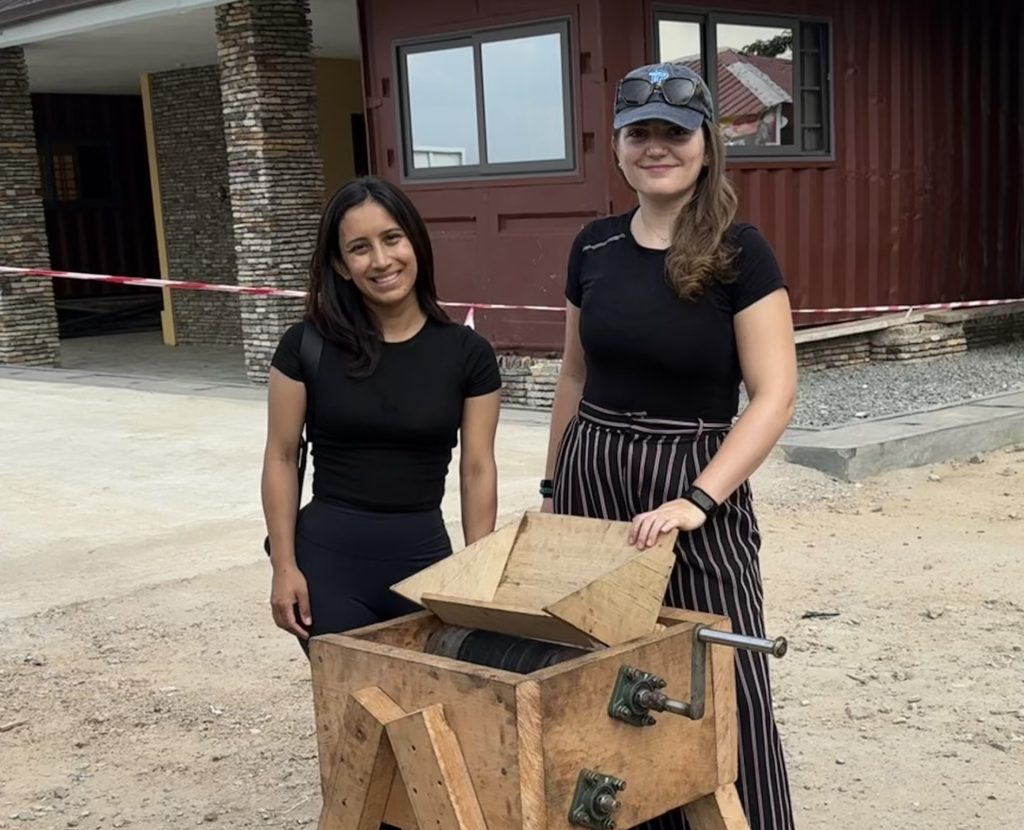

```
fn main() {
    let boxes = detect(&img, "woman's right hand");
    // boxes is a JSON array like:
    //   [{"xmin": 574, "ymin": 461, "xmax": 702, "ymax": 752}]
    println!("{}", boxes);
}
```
[
  {"xmin": 540, "ymin": 497, "xmax": 554, "ymax": 514},
  {"xmin": 270, "ymin": 564, "xmax": 312, "ymax": 639}
]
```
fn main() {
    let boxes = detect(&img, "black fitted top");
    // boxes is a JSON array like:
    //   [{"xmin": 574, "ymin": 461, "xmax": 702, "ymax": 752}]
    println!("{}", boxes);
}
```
[
  {"xmin": 566, "ymin": 211, "xmax": 786, "ymax": 420},
  {"xmin": 271, "ymin": 318, "xmax": 501, "ymax": 512}
]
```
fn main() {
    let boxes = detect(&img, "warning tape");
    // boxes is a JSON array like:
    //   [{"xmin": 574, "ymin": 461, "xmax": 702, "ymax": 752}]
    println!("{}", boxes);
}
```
[{"xmin": 2, "ymin": 266, "xmax": 1022, "ymax": 321}]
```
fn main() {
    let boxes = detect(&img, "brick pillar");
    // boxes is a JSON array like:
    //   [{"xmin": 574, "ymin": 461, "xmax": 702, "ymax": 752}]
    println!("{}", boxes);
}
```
[
  {"xmin": 0, "ymin": 47, "xmax": 59, "ymax": 367},
  {"xmin": 215, "ymin": 0, "xmax": 325, "ymax": 381},
  {"xmin": 150, "ymin": 67, "xmax": 242, "ymax": 346}
]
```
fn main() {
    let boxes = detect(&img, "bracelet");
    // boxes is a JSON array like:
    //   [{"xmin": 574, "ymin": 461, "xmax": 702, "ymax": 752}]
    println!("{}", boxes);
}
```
[{"xmin": 539, "ymin": 478, "xmax": 554, "ymax": 498}]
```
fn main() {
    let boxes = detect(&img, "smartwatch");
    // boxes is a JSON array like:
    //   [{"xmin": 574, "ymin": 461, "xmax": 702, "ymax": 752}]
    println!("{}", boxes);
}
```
[
  {"xmin": 539, "ymin": 478, "xmax": 554, "ymax": 498},
  {"xmin": 682, "ymin": 486, "xmax": 718, "ymax": 517}
]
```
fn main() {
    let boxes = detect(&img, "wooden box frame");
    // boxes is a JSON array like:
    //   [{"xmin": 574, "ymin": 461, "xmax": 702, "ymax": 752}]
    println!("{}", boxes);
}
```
[{"xmin": 310, "ymin": 607, "xmax": 743, "ymax": 830}]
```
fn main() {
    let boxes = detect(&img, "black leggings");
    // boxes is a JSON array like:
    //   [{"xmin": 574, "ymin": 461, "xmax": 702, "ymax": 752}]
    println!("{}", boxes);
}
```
[{"xmin": 294, "ymin": 498, "xmax": 452, "ymax": 646}]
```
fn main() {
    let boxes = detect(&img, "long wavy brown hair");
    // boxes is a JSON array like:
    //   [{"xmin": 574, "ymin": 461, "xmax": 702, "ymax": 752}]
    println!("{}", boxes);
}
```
[{"xmin": 620, "ymin": 122, "xmax": 739, "ymax": 301}]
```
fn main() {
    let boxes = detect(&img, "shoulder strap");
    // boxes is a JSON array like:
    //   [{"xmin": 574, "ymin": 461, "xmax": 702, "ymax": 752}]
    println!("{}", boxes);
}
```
[
  {"xmin": 298, "ymin": 321, "xmax": 324, "ymax": 438},
  {"xmin": 293, "ymin": 323, "xmax": 323, "ymax": 503}
]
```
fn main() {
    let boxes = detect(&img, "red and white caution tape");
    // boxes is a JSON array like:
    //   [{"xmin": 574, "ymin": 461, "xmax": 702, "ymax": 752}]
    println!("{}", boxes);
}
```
[
  {"xmin": 0, "ymin": 266, "xmax": 308, "ymax": 299},
  {"xmin": 2, "ymin": 265, "xmax": 1022, "ymax": 320}
]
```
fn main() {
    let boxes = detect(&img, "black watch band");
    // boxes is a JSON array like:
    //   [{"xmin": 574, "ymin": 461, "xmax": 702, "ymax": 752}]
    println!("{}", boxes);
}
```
[
  {"xmin": 683, "ymin": 486, "xmax": 718, "ymax": 516},
  {"xmin": 539, "ymin": 478, "xmax": 554, "ymax": 498}
]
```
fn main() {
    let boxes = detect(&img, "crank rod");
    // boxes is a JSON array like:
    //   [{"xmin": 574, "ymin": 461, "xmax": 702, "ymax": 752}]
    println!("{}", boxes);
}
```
[
  {"xmin": 696, "ymin": 626, "xmax": 788, "ymax": 658},
  {"xmin": 609, "ymin": 625, "xmax": 788, "ymax": 726}
]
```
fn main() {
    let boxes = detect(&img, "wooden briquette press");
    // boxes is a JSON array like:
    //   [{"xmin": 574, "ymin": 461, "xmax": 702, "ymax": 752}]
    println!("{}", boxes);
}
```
[{"xmin": 309, "ymin": 512, "xmax": 788, "ymax": 830}]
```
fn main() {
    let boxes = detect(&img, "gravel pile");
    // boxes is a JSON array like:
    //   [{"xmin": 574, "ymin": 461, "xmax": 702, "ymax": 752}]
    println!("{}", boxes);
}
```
[{"xmin": 782, "ymin": 341, "xmax": 1024, "ymax": 429}]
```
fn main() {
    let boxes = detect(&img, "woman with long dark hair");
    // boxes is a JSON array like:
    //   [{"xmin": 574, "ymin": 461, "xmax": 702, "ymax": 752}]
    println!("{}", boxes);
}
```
[
  {"xmin": 262, "ymin": 176, "xmax": 501, "ymax": 648},
  {"xmin": 541, "ymin": 63, "xmax": 797, "ymax": 829}
]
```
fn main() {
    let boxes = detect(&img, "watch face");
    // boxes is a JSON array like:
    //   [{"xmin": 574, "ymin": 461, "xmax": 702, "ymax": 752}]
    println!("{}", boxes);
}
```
[{"xmin": 688, "ymin": 488, "xmax": 715, "ymax": 512}]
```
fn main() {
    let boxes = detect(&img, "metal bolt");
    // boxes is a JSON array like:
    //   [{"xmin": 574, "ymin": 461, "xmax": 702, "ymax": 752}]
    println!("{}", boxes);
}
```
[
  {"xmin": 623, "ymin": 667, "xmax": 636, "ymax": 680},
  {"xmin": 643, "ymin": 714, "xmax": 657, "ymax": 726},
  {"xmin": 615, "ymin": 704, "xmax": 633, "ymax": 718},
  {"xmin": 654, "ymin": 677, "xmax": 668, "ymax": 689}
]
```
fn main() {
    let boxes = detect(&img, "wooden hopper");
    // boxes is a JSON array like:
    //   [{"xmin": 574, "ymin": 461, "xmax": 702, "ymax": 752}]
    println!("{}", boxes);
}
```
[
  {"xmin": 310, "ymin": 512, "xmax": 757, "ymax": 830},
  {"xmin": 390, "ymin": 512, "xmax": 677, "ymax": 648}
]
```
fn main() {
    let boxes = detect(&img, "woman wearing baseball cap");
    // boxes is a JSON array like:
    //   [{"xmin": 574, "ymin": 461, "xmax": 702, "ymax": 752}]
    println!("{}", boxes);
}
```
[{"xmin": 542, "ymin": 62, "xmax": 797, "ymax": 829}]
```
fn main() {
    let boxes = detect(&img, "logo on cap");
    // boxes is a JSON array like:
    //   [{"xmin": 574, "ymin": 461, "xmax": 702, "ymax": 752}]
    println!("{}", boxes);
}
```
[{"xmin": 648, "ymin": 66, "xmax": 669, "ymax": 84}]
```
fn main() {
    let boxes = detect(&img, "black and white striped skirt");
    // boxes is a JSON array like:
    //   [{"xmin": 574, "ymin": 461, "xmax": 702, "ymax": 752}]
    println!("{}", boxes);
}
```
[{"xmin": 552, "ymin": 400, "xmax": 795, "ymax": 830}]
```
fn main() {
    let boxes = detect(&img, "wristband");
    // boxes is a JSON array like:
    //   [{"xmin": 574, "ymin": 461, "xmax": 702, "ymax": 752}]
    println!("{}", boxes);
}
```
[
  {"xmin": 539, "ymin": 478, "xmax": 554, "ymax": 498},
  {"xmin": 682, "ymin": 486, "xmax": 718, "ymax": 517}
]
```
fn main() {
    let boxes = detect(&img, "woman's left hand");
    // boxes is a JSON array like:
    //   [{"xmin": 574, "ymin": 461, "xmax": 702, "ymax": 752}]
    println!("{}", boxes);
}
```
[{"xmin": 629, "ymin": 498, "xmax": 707, "ymax": 549}]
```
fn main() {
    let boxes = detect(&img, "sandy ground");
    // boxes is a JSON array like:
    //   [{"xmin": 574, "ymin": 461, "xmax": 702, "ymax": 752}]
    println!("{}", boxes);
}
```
[{"xmin": 1, "ymin": 374, "xmax": 1022, "ymax": 830}]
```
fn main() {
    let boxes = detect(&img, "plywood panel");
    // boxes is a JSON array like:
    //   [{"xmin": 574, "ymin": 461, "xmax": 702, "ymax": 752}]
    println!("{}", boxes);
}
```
[
  {"xmin": 532, "ymin": 611, "xmax": 734, "ymax": 829},
  {"xmin": 493, "ymin": 513, "xmax": 659, "ymax": 608},
  {"xmin": 310, "ymin": 635, "xmax": 524, "ymax": 830}
]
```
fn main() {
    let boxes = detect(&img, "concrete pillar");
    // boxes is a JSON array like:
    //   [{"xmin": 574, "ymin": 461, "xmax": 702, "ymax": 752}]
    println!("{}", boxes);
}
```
[
  {"xmin": 0, "ymin": 47, "xmax": 59, "ymax": 367},
  {"xmin": 148, "ymin": 67, "xmax": 242, "ymax": 346},
  {"xmin": 215, "ymin": 0, "xmax": 325, "ymax": 381}
]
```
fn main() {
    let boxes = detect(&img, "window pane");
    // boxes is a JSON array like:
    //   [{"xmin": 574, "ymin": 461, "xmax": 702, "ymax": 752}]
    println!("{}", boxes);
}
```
[
  {"xmin": 715, "ymin": 23, "xmax": 794, "ymax": 148},
  {"xmin": 800, "ymin": 50, "xmax": 821, "ymax": 87},
  {"xmin": 406, "ymin": 46, "xmax": 479, "ymax": 168},
  {"xmin": 801, "ymin": 90, "xmax": 823, "ymax": 126},
  {"xmin": 51, "ymin": 144, "xmax": 78, "ymax": 201},
  {"xmin": 802, "ymin": 127, "xmax": 823, "ymax": 152},
  {"xmin": 658, "ymin": 19, "xmax": 703, "ymax": 71},
  {"xmin": 481, "ymin": 32, "xmax": 567, "ymax": 164}
]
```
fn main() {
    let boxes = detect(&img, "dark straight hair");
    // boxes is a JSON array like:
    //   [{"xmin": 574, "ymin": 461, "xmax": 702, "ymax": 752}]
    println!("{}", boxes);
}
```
[{"xmin": 306, "ymin": 176, "xmax": 451, "ymax": 377}]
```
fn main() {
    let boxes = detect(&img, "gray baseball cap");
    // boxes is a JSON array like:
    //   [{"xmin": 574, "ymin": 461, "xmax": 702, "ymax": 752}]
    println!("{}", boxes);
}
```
[{"xmin": 613, "ymin": 62, "xmax": 714, "ymax": 132}]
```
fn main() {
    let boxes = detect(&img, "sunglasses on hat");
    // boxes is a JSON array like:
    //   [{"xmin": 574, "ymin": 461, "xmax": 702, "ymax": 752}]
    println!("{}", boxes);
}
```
[{"xmin": 616, "ymin": 76, "xmax": 702, "ymax": 109}]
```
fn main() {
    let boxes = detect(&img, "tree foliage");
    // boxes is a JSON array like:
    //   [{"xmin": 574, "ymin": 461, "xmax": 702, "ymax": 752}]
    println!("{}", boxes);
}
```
[{"xmin": 741, "ymin": 32, "xmax": 793, "ymax": 58}]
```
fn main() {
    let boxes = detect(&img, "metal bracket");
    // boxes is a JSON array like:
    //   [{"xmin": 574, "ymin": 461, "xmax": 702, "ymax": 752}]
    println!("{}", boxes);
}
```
[
  {"xmin": 607, "ymin": 625, "xmax": 788, "ymax": 728},
  {"xmin": 568, "ymin": 769, "xmax": 626, "ymax": 829},
  {"xmin": 608, "ymin": 634, "xmax": 707, "ymax": 726}
]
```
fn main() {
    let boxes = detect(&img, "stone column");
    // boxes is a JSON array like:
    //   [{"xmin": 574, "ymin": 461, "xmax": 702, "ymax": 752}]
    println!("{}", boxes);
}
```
[
  {"xmin": 150, "ymin": 66, "xmax": 242, "ymax": 346},
  {"xmin": 0, "ymin": 47, "xmax": 59, "ymax": 367},
  {"xmin": 215, "ymin": 0, "xmax": 325, "ymax": 381}
]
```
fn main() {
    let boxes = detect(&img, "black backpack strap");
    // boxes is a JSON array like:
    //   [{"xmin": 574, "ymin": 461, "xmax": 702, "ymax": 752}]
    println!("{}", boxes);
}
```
[
  {"xmin": 298, "ymin": 320, "xmax": 324, "ymax": 438},
  {"xmin": 295, "ymin": 321, "xmax": 324, "ymax": 493},
  {"xmin": 262, "ymin": 322, "xmax": 324, "ymax": 558}
]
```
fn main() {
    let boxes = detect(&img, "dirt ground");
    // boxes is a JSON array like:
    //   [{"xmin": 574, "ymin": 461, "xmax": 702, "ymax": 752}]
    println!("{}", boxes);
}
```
[{"xmin": 1, "ymin": 375, "xmax": 1022, "ymax": 829}]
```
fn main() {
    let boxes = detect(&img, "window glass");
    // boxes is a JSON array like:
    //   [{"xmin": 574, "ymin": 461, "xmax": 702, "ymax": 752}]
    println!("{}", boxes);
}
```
[
  {"xmin": 482, "ymin": 32, "xmax": 566, "ymax": 164},
  {"xmin": 715, "ymin": 23, "xmax": 795, "ymax": 148},
  {"xmin": 406, "ymin": 46, "xmax": 480, "ymax": 168},
  {"xmin": 658, "ymin": 19, "xmax": 703, "ymax": 70}
]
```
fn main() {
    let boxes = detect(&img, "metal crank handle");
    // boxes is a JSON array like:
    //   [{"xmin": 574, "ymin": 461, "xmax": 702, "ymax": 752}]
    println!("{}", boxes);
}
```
[{"xmin": 696, "ymin": 626, "xmax": 788, "ymax": 658}]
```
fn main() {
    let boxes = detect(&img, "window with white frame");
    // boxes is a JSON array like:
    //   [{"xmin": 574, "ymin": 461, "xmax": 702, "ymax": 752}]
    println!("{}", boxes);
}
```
[
  {"xmin": 397, "ymin": 19, "xmax": 575, "ymax": 179},
  {"xmin": 655, "ymin": 9, "xmax": 832, "ymax": 157}
]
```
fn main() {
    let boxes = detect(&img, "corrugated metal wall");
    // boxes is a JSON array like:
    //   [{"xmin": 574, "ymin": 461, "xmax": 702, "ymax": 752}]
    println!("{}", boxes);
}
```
[
  {"xmin": 729, "ymin": 0, "xmax": 1024, "ymax": 318},
  {"xmin": 363, "ymin": 0, "xmax": 1022, "ymax": 346}
]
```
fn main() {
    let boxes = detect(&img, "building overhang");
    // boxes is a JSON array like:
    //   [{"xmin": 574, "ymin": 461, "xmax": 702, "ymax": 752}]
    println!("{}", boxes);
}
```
[{"xmin": 1, "ymin": 0, "xmax": 360, "ymax": 94}]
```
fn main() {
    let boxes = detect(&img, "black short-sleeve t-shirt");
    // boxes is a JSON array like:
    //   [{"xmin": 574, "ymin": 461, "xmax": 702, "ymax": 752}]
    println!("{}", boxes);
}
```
[
  {"xmin": 566, "ymin": 211, "xmax": 786, "ymax": 420},
  {"xmin": 271, "ymin": 317, "xmax": 501, "ymax": 513}
]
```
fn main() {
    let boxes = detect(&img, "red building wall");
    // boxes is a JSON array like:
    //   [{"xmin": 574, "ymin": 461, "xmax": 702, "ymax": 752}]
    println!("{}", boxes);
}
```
[{"xmin": 360, "ymin": 0, "xmax": 1024, "ymax": 349}]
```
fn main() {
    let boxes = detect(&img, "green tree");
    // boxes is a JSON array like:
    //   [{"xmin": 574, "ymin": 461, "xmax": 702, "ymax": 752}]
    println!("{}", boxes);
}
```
[{"xmin": 741, "ymin": 32, "xmax": 793, "ymax": 58}]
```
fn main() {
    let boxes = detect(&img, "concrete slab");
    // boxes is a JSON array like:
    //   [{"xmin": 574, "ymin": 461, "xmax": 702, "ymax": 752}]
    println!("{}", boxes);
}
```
[
  {"xmin": 969, "ymin": 390, "xmax": 1024, "ymax": 409},
  {"xmin": 780, "ymin": 391, "xmax": 1024, "ymax": 480}
]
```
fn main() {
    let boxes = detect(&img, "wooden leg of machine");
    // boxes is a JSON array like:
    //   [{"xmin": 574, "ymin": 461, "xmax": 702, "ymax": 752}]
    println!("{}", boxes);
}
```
[
  {"xmin": 386, "ymin": 703, "xmax": 487, "ymax": 830},
  {"xmin": 319, "ymin": 687, "xmax": 406, "ymax": 830},
  {"xmin": 682, "ymin": 784, "xmax": 751, "ymax": 830}
]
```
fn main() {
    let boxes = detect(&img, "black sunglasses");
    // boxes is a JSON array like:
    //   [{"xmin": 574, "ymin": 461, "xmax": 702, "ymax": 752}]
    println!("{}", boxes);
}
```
[{"xmin": 616, "ymin": 76, "xmax": 700, "ymax": 108}]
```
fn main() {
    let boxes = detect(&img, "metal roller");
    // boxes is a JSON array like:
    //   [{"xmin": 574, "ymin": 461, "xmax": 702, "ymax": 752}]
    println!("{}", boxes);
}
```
[{"xmin": 425, "ymin": 625, "xmax": 590, "ymax": 674}]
